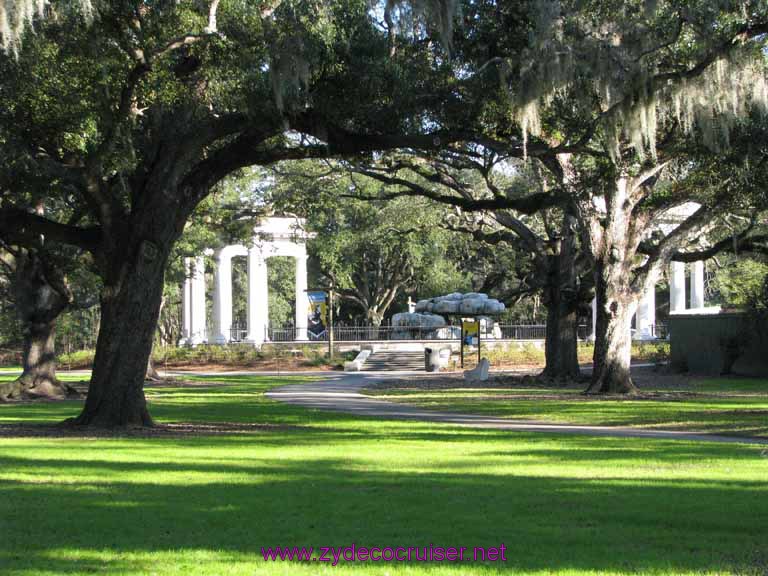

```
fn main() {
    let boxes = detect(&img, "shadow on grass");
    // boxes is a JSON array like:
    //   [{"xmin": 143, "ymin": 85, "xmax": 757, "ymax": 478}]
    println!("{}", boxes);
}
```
[
  {"xmin": 0, "ymin": 453, "xmax": 766, "ymax": 575},
  {"xmin": 1, "ymin": 374, "xmax": 767, "ymax": 574}
]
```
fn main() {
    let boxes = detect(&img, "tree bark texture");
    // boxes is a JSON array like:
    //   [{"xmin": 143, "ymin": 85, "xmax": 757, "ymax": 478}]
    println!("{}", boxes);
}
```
[
  {"xmin": 70, "ymin": 179, "xmax": 193, "ymax": 427},
  {"xmin": 581, "ymin": 175, "xmax": 642, "ymax": 395},
  {"xmin": 585, "ymin": 261, "xmax": 638, "ymax": 394},
  {"xmin": 0, "ymin": 250, "xmax": 76, "ymax": 401},
  {"xmin": 541, "ymin": 216, "xmax": 581, "ymax": 381}
]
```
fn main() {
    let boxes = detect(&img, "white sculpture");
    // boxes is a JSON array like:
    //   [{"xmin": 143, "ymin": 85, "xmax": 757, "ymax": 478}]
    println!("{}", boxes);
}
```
[
  {"xmin": 415, "ymin": 292, "xmax": 506, "ymax": 316},
  {"xmin": 433, "ymin": 300, "xmax": 460, "ymax": 314},
  {"xmin": 392, "ymin": 312, "xmax": 447, "ymax": 328},
  {"xmin": 391, "ymin": 312, "xmax": 447, "ymax": 339},
  {"xmin": 464, "ymin": 358, "xmax": 490, "ymax": 382}
]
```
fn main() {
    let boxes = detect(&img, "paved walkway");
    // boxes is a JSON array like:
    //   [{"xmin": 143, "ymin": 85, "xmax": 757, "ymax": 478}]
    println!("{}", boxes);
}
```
[{"xmin": 266, "ymin": 372, "xmax": 768, "ymax": 445}]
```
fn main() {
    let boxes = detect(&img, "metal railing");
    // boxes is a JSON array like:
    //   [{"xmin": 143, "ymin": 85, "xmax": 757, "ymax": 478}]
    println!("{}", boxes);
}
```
[
  {"xmin": 206, "ymin": 321, "xmax": 669, "ymax": 344},
  {"xmin": 229, "ymin": 326, "xmax": 249, "ymax": 342},
  {"xmin": 650, "ymin": 323, "xmax": 669, "ymax": 339},
  {"xmin": 498, "ymin": 324, "xmax": 546, "ymax": 340},
  {"xmin": 266, "ymin": 324, "xmax": 463, "ymax": 342},
  {"xmin": 263, "ymin": 323, "xmax": 599, "ymax": 343}
]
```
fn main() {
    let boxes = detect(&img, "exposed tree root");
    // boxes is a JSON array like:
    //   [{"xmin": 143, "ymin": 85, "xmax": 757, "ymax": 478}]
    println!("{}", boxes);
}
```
[
  {"xmin": 0, "ymin": 376, "xmax": 80, "ymax": 402},
  {"xmin": 583, "ymin": 377, "xmax": 639, "ymax": 396},
  {"xmin": 538, "ymin": 369, "xmax": 585, "ymax": 387}
]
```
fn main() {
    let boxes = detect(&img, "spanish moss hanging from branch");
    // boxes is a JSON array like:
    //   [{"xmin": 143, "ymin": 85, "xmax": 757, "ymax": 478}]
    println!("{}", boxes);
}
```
[
  {"xmin": 509, "ymin": 0, "xmax": 768, "ymax": 160},
  {"xmin": 383, "ymin": 0, "xmax": 459, "ymax": 54},
  {"xmin": 0, "ymin": 0, "xmax": 93, "ymax": 56}
]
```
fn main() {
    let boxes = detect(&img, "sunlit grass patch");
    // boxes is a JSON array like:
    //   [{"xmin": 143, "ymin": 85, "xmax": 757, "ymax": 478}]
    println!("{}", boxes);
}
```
[
  {"xmin": 1, "ymin": 373, "xmax": 767, "ymax": 575},
  {"xmin": 365, "ymin": 376, "xmax": 768, "ymax": 437}
]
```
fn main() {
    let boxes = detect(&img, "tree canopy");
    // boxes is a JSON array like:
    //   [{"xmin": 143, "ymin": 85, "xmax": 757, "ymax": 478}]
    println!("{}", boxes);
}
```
[{"xmin": 2, "ymin": 0, "xmax": 768, "ymax": 423}]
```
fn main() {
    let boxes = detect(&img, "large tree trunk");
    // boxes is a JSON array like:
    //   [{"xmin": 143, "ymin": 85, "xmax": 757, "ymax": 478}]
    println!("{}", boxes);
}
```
[
  {"xmin": 574, "ymin": 170, "xmax": 648, "ymax": 396},
  {"xmin": 0, "ymin": 316, "xmax": 77, "ymax": 400},
  {"xmin": 0, "ymin": 250, "xmax": 75, "ymax": 401},
  {"xmin": 146, "ymin": 356, "xmax": 162, "ymax": 382},
  {"xmin": 367, "ymin": 308, "xmax": 384, "ymax": 327},
  {"xmin": 585, "ymin": 262, "xmax": 639, "ymax": 395},
  {"xmin": 542, "ymin": 296, "xmax": 580, "ymax": 381},
  {"xmin": 70, "ymin": 196, "xmax": 183, "ymax": 427},
  {"xmin": 541, "ymin": 213, "xmax": 581, "ymax": 381},
  {"xmin": 72, "ymin": 245, "xmax": 169, "ymax": 427}
]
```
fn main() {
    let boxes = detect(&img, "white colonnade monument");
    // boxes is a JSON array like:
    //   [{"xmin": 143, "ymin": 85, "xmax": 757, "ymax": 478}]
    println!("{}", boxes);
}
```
[{"xmin": 180, "ymin": 217, "xmax": 310, "ymax": 347}]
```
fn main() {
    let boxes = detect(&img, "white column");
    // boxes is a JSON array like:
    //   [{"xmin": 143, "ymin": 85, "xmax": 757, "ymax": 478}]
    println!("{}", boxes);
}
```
[
  {"xmin": 180, "ymin": 258, "xmax": 193, "ymax": 345},
  {"xmin": 189, "ymin": 256, "xmax": 207, "ymax": 345},
  {"xmin": 295, "ymin": 255, "xmax": 309, "ymax": 341},
  {"xmin": 212, "ymin": 250, "xmax": 233, "ymax": 344},
  {"xmin": 588, "ymin": 297, "xmax": 597, "ymax": 341},
  {"xmin": 670, "ymin": 261, "xmax": 686, "ymax": 313},
  {"xmin": 634, "ymin": 283, "xmax": 656, "ymax": 340},
  {"xmin": 690, "ymin": 261, "xmax": 705, "ymax": 309},
  {"xmin": 246, "ymin": 248, "xmax": 269, "ymax": 346}
]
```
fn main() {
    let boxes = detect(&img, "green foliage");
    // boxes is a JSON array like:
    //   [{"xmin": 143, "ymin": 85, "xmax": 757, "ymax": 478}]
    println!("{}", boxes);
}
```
[
  {"xmin": 484, "ymin": 342, "xmax": 544, "ymax": 365},
  {"xmin": 0, "ymin": 283, "xmax": 21, "ymax": 349},
  {"xmin": 267, "ymin": 256, "xmax": 295, "ymax": 328},
  {"xmin": 55, "ymin": 307, "xmax": 99, "ymax": 354},
  {"xmin": 56, "ymin": 348, "xmax": 95, "ymax": 369},
  {"xmin": 269, "ymin": 162, "xmax": 470, "ymax": 322},
  {"xmin": 146, "ymin": 344, "xmax": 349, "ymax": 370},
  {"xmin": 482, "ymin": 341, "xmax": 669, "ymax": 367},
  {"xmin": 713, "ymin": 259, "xmax": 768, "ymax": 309}
]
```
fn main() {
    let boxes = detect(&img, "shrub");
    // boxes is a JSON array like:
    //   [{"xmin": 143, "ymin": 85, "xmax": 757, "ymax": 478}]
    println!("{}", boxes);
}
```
[{"xmin": 57, "ymin": 349, "xmax": 95, "ymax": 369}]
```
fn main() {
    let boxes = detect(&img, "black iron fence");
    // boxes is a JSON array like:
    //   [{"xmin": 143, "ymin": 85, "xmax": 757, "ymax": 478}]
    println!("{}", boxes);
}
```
[
  {"xmin": 229, "ymin": 326, "xmax": 248, "ymax": 342},
  {"xmin": 260, "ymin": 323, "xmax": 606, "ymax": 343},
  {"xmin": 212, "ymin": 321, "xmax": 668, "ymax": 344},
  {"xmin": 269, "ymin": 324, "xmax": 463, "ymax": 342}
]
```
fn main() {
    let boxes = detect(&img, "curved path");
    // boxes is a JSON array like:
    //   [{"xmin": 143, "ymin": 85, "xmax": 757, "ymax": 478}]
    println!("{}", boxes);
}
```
[{"xmin": 266, "ymin": 371, "xmax": 768, "ymax": 445}]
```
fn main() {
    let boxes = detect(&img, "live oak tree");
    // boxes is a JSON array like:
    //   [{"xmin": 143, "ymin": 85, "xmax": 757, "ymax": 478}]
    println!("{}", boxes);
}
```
[
  {"xmin": 0, "ymin": 232, "xmax": 105, "ymax": 399},
  {"xmin": 452, "ymin": 207, "xmax": 591, "ymax": 381},
  {"xmin": 343, "ymin": 147, "xmax": 592, "ymax": 380},
  {"xmin": 0, "ymin": 245, "xmax": 76, "ymax": 400},
  {"xmin": 347, "ymin": 0, "xmax": 768, "ymax": 391},
  {"xmin": 0, "ymin": 0, "xmax": 475, "ymax": 426},
  {"xmin": 429, "ymin": 0, "xmax": 768, "ymax": 393},
  {"xmin": 0, "ymin": 183, "xmax": 99, "ymax": 399},
  {"xmin": 518, "ymin": 2, "xmax": 768, "ymax": 393}
]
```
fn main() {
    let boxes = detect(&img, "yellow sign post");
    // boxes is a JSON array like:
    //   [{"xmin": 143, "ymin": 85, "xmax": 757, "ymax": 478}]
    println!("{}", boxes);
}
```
[{"xmin": 461, "ymin": 320, "xmax": 481, "ymax": 368}]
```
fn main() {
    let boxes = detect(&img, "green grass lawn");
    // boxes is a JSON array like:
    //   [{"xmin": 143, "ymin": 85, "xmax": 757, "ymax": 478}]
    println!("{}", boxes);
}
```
[
  {"xmin": 1, "ymin": 372, "xmax": 767, "ymax": 575},
  {"xmin": 365, "ymin": 377, "xmax": 768, "ymax": 438}
]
